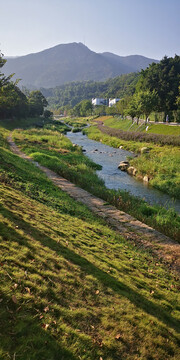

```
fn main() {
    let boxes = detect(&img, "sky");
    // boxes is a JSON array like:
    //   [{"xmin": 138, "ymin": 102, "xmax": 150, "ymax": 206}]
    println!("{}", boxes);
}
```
[{"xmin": 1, "ymin": 0, "xmax": 180, "ymax": 60}]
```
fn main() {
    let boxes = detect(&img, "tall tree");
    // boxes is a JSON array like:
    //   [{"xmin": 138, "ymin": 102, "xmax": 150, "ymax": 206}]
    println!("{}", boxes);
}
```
[
  {"xmin": 28, "ymin": 91, "xmax": 48, "ymax": 116},
  {"xmin": 136, "ymin": 55, "xmax": 180, "ymax": 114},
  {"xmin": 0, "ymin": 52, "xmax": 28, "ymax": 119}
]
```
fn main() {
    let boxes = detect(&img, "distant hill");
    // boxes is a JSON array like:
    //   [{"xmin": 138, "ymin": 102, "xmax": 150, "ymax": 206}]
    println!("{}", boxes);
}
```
[
  {"xmin": 3, "ymin": 42, "xmax": 159, "ymax": 88},
  {"xmin": 42, "ymin": 73, "xmax": 139, "ymax": 109}
]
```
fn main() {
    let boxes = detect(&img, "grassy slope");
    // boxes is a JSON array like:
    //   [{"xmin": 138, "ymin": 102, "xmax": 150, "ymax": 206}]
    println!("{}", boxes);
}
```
[
  {"xmin": 103, "ymin": 117, "xmax": 180, "ymax": 135},
  {"xmin": 0, "ymin": 119, "xmax": 180, "ymax": 359},
  {"xmin": 9, "ymin": 124, "xmax": 180, "ymax": 242},
  {"xmin": 84, "ymin": 123, "xmax": 180, "ymax": 200}
]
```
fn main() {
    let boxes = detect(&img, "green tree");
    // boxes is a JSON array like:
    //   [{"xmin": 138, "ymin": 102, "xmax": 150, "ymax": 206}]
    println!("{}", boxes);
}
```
[
  {"xmin": 28, "ymin": 90, "xmax": 48, "ymax": 116},
  {"xmin": 116, "ymin": 96, "xmax": 130, "ymax": 118},
  {"xmin": 135, "ymin": 90, "xmax": 158, "ymax": 123},
  {"xmin": 43, "ymin": 109, "xmax": 53, "ymax": 119},
  {"xmin": 0, "ymin": 51, "xmax": 28, "ymax": 119},
  {"xmin": 176, "ymin": 85, "xmax": 180, "ymax": 109},
  {"xmin": 136, "ymin": 55, "xmax": 180, "ymax": 114},
  {"xmin": 80, "ymin": 100, "xmax": 93, "ymax": 116}
]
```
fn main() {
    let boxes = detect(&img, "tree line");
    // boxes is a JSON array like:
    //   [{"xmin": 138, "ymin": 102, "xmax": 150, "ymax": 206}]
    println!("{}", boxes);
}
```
[
  {"xmin": 124, "ymin": 55, "xmax": 180, "ymax": 122},
  {"xmin": 0, "ymin": 52, "xmax": 50, "ymax": 120},
  {"xmin": 41, "ymin": 72, "xmax": 139, "ymax": 111},
  {"xmin": 49, "ymin": 55, "xmax": 180, "ymax": 122}
]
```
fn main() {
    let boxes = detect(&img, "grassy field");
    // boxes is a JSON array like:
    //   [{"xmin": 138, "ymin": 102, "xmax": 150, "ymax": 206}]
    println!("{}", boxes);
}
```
[
  {"xmin": 0, "ymin": 118, "xmax": 180, "ymax": 359},
  {"xmin": 84, "ymin": 124, "xmax": 180, "ymax": 200}
]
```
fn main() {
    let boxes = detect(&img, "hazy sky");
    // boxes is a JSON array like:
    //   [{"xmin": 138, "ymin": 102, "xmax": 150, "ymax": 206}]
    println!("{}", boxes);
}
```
[{"xmin": 1, "ymin": 0, "xmax": 180, "ymax": 59}]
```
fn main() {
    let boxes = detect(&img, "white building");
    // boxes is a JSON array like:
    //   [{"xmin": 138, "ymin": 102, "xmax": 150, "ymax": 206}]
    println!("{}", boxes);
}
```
[
  {"xmin": 109, "ymin": 98, "xmax": 120, "ymax": 107},
  {"xmin": 92, "ymin": 98, "xmax": 108, "ymax": 106}
]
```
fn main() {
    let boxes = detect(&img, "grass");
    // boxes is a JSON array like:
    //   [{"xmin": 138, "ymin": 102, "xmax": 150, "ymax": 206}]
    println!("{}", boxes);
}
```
[
  {"xmin": 84, "ymin": 124, "xmax": 180, "ymax": 200},
  {"xmin": 0, "ymin": 118, "xmax": 180, "ymax": 359},
  {"xmin": 102, "ymin": 116, "xmax": 180, "ymax": 136},
  {"xmin": 6, "ymin": 120, "xmax": 180, "ymax": 242}
]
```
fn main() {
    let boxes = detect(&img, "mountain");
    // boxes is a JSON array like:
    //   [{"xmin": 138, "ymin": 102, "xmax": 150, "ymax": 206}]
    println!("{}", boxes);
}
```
[{"xmin": 3, "ymin": 42, "xmax": 159, "ymax": 88}]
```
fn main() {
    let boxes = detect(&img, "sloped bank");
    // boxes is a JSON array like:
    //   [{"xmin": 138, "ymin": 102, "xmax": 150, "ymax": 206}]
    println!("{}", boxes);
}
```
[
  {"xmin": 7, "ymin": 134, "xmax": 180, "ymax": 275},
  {"xmin": 83, "ymin": 123, "xmax": 180, "ymax": 199}
]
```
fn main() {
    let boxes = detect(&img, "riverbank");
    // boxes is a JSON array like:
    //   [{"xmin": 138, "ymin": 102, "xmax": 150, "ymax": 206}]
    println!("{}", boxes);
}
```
[
  {"xmin": 83, "ymin": 122, "xmax": 180, "ymax": 199},
  {"xmin": 8, "ymin": 133, "xmax": 180, "ymax": 275},
  {"xmin": 1, "ymin": 119, "xmax": 180, "ymax": 360},
  {"xmin": 8, "ymin": 121, "xmax": 180, "ymax": 242}
]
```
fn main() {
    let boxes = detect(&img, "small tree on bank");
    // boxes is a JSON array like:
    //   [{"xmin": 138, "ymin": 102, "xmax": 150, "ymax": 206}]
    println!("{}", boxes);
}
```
[{"xmin": 136, "ymin": 90, "xmax": 158, "ymax": 123}]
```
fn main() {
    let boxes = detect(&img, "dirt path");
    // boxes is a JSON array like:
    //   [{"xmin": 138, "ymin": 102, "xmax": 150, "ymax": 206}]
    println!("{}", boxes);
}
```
[{"xmin": 7, "ymin": 135, "xmax": 180, "ymax": 276}]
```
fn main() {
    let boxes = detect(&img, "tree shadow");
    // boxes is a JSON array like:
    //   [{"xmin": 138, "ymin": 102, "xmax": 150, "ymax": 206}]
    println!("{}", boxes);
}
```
[
  {"xmin": 0, "ymin": 291, "xmax": 79, "ymax": 360},
  {"xmin": 1, "ymin": 203, "xmax": 179, "ymax": 335},
  {"xmin": 0, "ymin": 146, "xmax": 103, "ymax": 226}
]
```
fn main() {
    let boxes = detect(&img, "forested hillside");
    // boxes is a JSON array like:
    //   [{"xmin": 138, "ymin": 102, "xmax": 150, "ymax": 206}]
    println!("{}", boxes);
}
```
[
  {"xmin": 41, "ymin": 72, "xmax": 139, "ymax": 109},
  {"xmin": 3, "ymin": 42, "xmax": 158, "ymax": 88}
]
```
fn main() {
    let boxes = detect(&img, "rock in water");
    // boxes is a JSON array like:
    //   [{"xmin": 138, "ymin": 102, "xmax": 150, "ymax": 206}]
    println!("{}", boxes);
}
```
[{"xmin": 118, "ymin": 161, "xmax": 129, "ymax": 171}]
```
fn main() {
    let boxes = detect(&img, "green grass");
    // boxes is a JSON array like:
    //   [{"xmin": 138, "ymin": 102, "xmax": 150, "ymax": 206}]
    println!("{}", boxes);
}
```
[
  {"xmin": 103, "ymin": 116, "xmax": 180, "ymax": 136},
  {"xmin": 83, "ymin": 123, "xmax": 151, "ymax": 152},
  {"xmin": 0, "ymin": 119, "xmax": 180, "ymax": 360},
  {"xmin": 6, "ymin": 121, "xmax": 180, "ymax": 242},
  {"xmin": 84, "ymin": 125, "xmax": 180, "ymax": 200},
  {"xmin": 62, "ymin": 117, "xmax": 92, "ymax": 128}
]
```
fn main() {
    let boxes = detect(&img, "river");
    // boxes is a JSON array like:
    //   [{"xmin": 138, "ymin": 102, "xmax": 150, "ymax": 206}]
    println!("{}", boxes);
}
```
[{"xmin": 66, "ymin": 131, "xmax": 180, "ymax": 213}]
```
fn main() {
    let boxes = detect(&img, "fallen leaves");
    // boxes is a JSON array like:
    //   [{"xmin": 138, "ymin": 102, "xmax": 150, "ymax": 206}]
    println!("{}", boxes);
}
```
[
  {"xmin": 41, "ymin": 323, "xmax": 49, "ymax": 330},
  {"xmin": 12, "ymin": 295, "xmax": 17, "ymax": 304},
  {"xmin": 44, "ymin": 306, "xmax": 49, "ymax": 313},
  {"xmin": 115, "ymin": 333, "xmax": 121, "ymax": 340},
  {"xmin": 25, "ymin": 287, "xmax": 31, "ymax": 294}
]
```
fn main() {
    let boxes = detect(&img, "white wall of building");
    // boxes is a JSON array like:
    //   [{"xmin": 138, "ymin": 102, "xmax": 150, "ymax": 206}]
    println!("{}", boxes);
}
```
[
  {"xmin": 92, "ymin": 98, "xmax": 107, "ymax": 106},
  {"xmin": 109, "ymin": 98, "xmax": 120, "ymax": 107}
]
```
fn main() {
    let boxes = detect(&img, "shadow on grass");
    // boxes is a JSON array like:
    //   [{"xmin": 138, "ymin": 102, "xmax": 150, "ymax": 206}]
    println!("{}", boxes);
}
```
[
  {"xmin": 0, "ymin": 291, "xmax": 79, "ymax": 360},
  {"xmin": 1, "ymin": 204, "xmax": 179, "ymax": 335}
]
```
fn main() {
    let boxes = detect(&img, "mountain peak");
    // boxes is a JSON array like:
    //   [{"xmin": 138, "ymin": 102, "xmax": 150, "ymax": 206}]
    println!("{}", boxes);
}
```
[{"xmin": 3, "ymin": 43, "xmax": 158, "ymax": 88}]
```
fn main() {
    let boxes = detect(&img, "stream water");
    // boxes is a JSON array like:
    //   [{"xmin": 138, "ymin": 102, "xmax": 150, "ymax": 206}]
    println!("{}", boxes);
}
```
[{"xmin": 66, "ymin": 131, "xmax": 180, "ymax": 213}]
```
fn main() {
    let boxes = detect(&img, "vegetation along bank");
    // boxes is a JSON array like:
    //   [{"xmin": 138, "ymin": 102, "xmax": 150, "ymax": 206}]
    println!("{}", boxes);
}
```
[{"xmin": 82, "ymin": 117, "xmax": 180, "ymax": 201}]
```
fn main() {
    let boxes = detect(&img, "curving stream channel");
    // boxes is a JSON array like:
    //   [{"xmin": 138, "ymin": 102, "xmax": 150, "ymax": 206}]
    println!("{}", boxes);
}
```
[{"xmin": 66, "ymin": 131, "xmax": 180, "ymax": 213}]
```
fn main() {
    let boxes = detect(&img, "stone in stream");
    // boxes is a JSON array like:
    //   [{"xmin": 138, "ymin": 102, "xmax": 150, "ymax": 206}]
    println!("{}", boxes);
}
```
[
  {"xmin": 127, "ymin": 166, "xmax": 137, "ymax": 176},
  {"xmin": 118, "ymin": 161, "xmax": 129, "ymax": 171},
  {"xmin": 143, "ymin": 175, "xmax": 149, "ymax": 183}
]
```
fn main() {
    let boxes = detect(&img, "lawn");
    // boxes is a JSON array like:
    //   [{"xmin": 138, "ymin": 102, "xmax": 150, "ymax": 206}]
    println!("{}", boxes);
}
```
[{"xmin": 102, "ymin": 116, "xmax": 180, "ymax": 136}]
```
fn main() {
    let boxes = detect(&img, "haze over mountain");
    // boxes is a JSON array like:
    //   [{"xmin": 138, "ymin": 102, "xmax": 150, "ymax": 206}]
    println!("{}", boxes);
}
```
[{"xmin": 3, "ymin": 42, "xmax": 159, "ymax": 89}]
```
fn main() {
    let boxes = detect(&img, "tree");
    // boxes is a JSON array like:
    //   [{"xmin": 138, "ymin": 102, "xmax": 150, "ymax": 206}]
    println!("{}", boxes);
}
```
[
  {"xmin": 72, "ymin": 100, "xmax": 93, "ymax": 117},
  {"xmin": 136, "ymin": 55, "xmax": 180, "ymax": 114},
  {"xmin": 116, "ymin": 96, "xmax": 130, "ymax": 118},
  {"xmin": 0, "ymin": 51, "xmax": 28, "ymax": 119},
  {"xmin": 43, "ymin": 109, "xmax": 53, "ymax": 119},
  {"xmin": 124, "ymin": 94, "xmax": 143, "ymax": 124},
  {"xmin": 28, "ymin": 90, "xmax": 48, "ymax": 116},
  {"xmin": 176, "ymin": 85, "xmax": 180, "ymax": 109},
  {"xmin": 79, "ymin": 100, "xmax": 93, "ymax": 116},
  {"xmin": 135, "ymin": 90, "xmax": 158, "ymax": 123}
]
